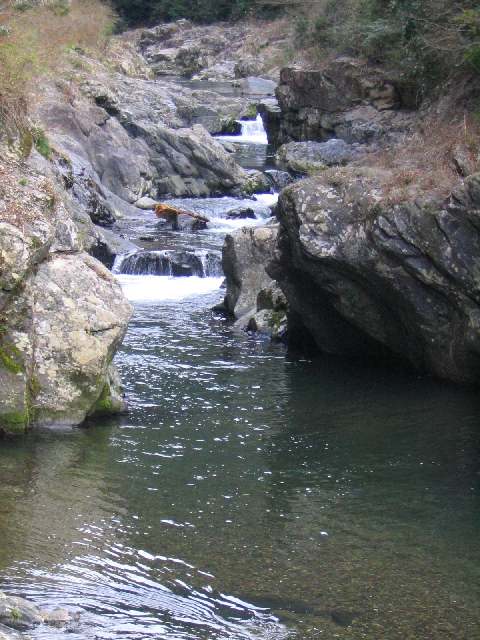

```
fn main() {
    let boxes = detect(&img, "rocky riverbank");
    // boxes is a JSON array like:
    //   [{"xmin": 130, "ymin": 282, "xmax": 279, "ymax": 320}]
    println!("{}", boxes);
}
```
[
  {"xmin": 2, "ymin": 10, "xmax": 480, "ymax": 439},
  {"xmin": 0, "ymin": 155, "xmax": 132, "ymax": 434},
  {"xmin": 222, "ymin": 54, "xmax": 480, "ymax": 385},
  {"xmin": 0, "ymin": 590, "xmax": 78, "ymax": 638},
  {"xmin": 0, "ymin": 17, "xmax": 286, "ymax": 434}
]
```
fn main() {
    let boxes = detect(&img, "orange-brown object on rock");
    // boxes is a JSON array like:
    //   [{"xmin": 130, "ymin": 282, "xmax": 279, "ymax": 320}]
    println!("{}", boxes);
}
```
[{"xmin": 155, "ymin": 203, "xmax": 209, "ymax": 224}]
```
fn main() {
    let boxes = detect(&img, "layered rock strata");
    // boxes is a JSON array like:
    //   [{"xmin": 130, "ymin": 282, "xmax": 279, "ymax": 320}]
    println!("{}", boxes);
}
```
[{"xmin": 269, "ymin": 170, "xmax": 480, "ymax": 384}]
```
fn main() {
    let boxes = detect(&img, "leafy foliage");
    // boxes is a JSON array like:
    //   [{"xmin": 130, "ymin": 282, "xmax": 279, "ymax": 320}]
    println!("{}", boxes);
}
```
[
  {"xmin": 110, "ymin": 0, "xmax": 257, "ymax": 25},
  {"xmin": 289, "ymin": 0, "xmax": 480, "ymax": 96}
]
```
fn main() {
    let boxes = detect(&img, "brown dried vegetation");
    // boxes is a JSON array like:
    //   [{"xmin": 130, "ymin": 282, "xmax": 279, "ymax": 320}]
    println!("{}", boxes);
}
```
[{"xmin": 0, "ymin": 0, "xmax": 115, "ymax": 139}]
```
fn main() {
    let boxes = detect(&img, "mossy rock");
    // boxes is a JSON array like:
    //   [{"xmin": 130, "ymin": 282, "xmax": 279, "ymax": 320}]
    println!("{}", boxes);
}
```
[{"xmin": 0, "ymin": 410, "xmax": 29, "ymax": 435}]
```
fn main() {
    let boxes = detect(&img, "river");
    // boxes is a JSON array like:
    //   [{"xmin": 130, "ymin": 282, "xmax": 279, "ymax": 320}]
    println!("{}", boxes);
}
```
[{"xmin": 0, "ymin": 94, "xmax": 479, "ymax": 640}]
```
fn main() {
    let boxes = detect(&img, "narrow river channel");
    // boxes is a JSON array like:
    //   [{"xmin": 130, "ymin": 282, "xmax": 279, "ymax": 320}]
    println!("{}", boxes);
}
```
[{"xmin": 0, "ymin": 91, "xmax": 480, "ymax": 640}]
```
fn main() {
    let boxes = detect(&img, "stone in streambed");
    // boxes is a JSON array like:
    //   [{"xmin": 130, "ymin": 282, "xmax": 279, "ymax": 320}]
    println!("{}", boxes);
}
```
[
  {"xmin": 226, "ymin": 207, "xmax": 256, "ymax": 220},
  {"xmin": 0, "ymin": 624, "xmax": 29, "ymax": 640},
  {"xmin": 41, "ymin": 608, "xmax": 77, "ymax": 628},
  {"xmin": 0, "ymin": 592, "xmax": 43, "ymax": 631},
  {"xmin": 275, "ymin": 139, "xmax": 357, "ymax": 175},
  {"xmin": 135, "ymin": 196, "xmax": 158, "ymax": 210}
]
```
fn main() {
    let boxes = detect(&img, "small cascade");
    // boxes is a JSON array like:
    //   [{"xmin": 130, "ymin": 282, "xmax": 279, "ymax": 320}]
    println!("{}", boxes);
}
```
[
  {"xmin": 195, "ymin": 249, "xmax": 224, "ymax": 277},
  {"xmin": 237, "ymin": 115, "xmax": 268, "ymax": 144},
  {"xmin": 114, "ymin": 249, "xmax": 222, "ymax": 278},
  {"xmin": 217, "ymin": 115, "xmax": 268, "ymax": 145}
]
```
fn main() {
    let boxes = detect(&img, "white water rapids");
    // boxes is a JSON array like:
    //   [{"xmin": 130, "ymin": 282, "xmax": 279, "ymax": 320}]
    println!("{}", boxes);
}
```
[{"xmin": 217, "ymin": 115, "xmax": 269, "ymax": 145}]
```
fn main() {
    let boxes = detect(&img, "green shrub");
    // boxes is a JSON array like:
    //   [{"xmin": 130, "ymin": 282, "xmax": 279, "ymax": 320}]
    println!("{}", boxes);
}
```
[{"xmin": 31, "ymin": 127, "xmax": 52, "ymax": 159}]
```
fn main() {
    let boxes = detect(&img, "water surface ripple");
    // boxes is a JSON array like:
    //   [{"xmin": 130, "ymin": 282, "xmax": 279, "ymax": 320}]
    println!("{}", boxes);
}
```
[{"xmin": 1, "ymin": 286, "xmax": 480, "ymax": 639}]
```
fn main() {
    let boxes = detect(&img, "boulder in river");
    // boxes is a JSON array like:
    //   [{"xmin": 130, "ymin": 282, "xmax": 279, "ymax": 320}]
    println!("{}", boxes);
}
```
[
  {"xmin": 269, "ymin": 170, "xmax": 480, "ymax": 384},
  {"xmin": 0, "ymin": 158, "xmax": 132, "ymax": 434},
  {"xmin": 0, "ymin": 592, "xmax": 43, "ymax": 631},
  {"xmin": 226, "ymin": 206, "xmax": 256, "ymax": 220},
  {"xmin": 275, "ymin": 139, "xmax": 359, "ymax": 174},
  {"xmin": 155, "ymin": 203, "xmax": 209, "ymax": 230},
  {"xmin": 118, "ymin": 249, "xmax": 222, "ymax": 277},
  {"xmin": 222, "ymin": 224, "xmax": 287, "ymax": 339}
]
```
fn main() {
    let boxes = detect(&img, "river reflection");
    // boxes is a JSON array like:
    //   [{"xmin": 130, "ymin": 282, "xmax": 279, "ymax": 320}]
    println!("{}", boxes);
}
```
[{"xmin": 0, "ymin": 288, "xmax": 479, "ymax": 639}]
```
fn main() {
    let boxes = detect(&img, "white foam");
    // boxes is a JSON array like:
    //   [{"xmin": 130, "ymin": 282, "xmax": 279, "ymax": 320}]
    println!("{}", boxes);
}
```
[
  {"xmin": 116, "ymin": 275, "xmax": 223, "ymax": 302},
  {"xmin": 217, "ymin": 115, "xmax": 268, "ymax": 145},
  {"xmin": 254, "ymin": 193, "xmax": 279, "ymax": 207}
]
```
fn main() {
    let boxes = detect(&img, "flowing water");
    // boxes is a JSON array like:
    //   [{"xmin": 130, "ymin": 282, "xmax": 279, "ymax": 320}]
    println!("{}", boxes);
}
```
[{"xmin": 0, "ymin": 94, "xmax": 480, "ymax": 640}]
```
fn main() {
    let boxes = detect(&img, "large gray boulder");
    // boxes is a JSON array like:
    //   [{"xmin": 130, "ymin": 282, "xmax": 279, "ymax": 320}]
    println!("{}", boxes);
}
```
[
  {"xmin": 222, "ymin": 225, "xmax": 287, "ymax": 339},
  {"xmin": 0, "ymin": 158, "xmax": 132, "ymax": 434},
  {"xmin": 0, "ymin": 592, "xmax": 42, "ymax": 631},
  {"xmin": 275, "ymin": 139, "xmax": 359, "ymax": 174},
  {"xmin": 35, "ymin": 81, "xmax": 249, "ymax": 202},
  {"xmin": 275, "ymin": 59, "xmax": 414, "ymax": 146},
  {"xmin": 269, "ymin": 170, "xmax": 480, "ymax": 384}
]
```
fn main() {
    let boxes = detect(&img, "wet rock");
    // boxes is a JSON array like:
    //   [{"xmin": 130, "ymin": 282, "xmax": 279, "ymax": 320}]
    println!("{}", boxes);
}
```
[
  {"xmin": 0, "ymin": 592, "xmax": 43, "ymax": 631},
  {"xmin": 0, "ymin": 623, "xmax": 28, "ymax": 640},
  {"xmin": 244, "ymin": 169, "xmax": 272, "ymax": 195},
  {"xmin": 269, "ymin": 170, "xmax": 480, "ymax": 384},
  {"xmin": 89, "ymin": 226, "xmax": 138, "ymax": 270},
  {"xmin": 275, "ymin": 59, "xmax": 413, "ymax": 146},
  {"xmin": 265, "ymin": 169, "xmax": 293, "ymax": 191},
  {"xmin": 221, "ymin": 224, "xmax": 287, "ymax": 338},
  {"xmin": 135, "ymin": 196, "xmax": 157, "ymax": 210},
  {"xmin": 226, "ymin": 206, "xmax": 256, "ymax": 220},
  {"xmin": 222, "ymin": 225, "xmax": 279, "ymax": 320},
  {"xmin": 118, "ymin": 249, "xmax": 221, "ymax": 277},
  {"xmin": 258, "ymin": 98, "xmax": 281, "ymax": 148},
  {"xmin": 41, "ymin": 608, "xmax": 75, "ymax": 628},
  {"xmin": 275, "ymin": 139, "xmax": 358, "ymax": 174}
]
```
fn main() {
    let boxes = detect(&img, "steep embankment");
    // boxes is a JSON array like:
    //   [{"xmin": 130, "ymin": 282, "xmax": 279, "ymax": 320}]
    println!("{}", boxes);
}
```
[
  {"xmin": 223, "ymin": 52, "xmax": 480, "ymax": 385},
  {"xmin": 0, "ymin": 14, "xmax": 286, "ymax": 434},
  {"xmin": 0, "ymin": 156, "xmax": 132, "ymax": 434}
]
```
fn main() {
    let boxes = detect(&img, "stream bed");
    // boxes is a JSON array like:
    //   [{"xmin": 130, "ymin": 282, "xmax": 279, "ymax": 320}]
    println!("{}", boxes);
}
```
[{"xmin": 0, "ymin": 92, "xmax": 480, "ymax": 640}]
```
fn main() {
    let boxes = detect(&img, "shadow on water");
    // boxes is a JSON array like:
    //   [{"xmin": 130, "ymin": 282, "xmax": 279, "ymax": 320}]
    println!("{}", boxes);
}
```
[
  {"xmin": 1, "ymin": 81, "xmax": 480, "ymax": 639},
  {"xmin": 1, "ymin": 290, "xmax": 479, "ymax": 639}
]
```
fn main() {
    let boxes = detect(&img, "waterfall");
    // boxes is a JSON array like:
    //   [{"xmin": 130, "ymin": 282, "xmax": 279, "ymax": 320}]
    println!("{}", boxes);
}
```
[
  {"xmin": 217, "ymin": 115, "xmax": 268, "ymax": 145},
  {"xmin": 237, "ymin": 115, "xmax": 268, "ymax": 144},
  {"xmin": 113, "ymin": 250, "xmax": 222, "ymax": 278}
]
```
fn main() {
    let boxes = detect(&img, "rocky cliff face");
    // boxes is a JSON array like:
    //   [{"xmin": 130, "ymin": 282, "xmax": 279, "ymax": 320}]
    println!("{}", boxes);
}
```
[
  {"xmin": 221, "ymin": 224, "xmax": 287, "ymax": 339},
  {"xmin": 0, "ymin": 157, "xmax": 132, "ymax": 434},
  {"xmin": 268, "ymin": 170, "xmax": 480, "ymax": 384},
  {"xmin": 274, "ymin": 58, "xmax": 414, "ymax": 148}
]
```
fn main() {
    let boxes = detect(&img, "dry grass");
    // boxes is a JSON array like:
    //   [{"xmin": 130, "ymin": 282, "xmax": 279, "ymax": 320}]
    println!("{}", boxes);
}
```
[
  {"xmin": 0, "ymin": 0, "xmax": 115, "ymax": 138},
  {"xmin": 0, "ymin": 157, "xmax": 57, "ymax": 229},
  {"xmin": 357, "ymin": 115, "xmax": 480, "ymax": 205}
]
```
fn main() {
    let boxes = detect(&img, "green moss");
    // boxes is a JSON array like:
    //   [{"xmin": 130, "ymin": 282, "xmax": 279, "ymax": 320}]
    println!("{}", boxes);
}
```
[
  {"xmin": 0, "ymin": 410, "xmax": 29, "ymax": 434},
  {"xmin": 31, "ymin": 126, "xmax": 52, "ymax": 160},
  {"xmin": 18, "ymin": 177, "xmax": 28, "ymax": 186},
  {"xmin": 10, "ymin": 607, "xmax": 21, "ymax": 621},
  {"xmin": 244, "ymin": 103, "xmax": 258, "ymax": 120},
  {"xmin": 91, "ymin": 383, "xmax": 115, "ymax": 416},
  {"xmin": 28, "ymin": 374, "xmax": 41, "ymax": 398},
  {"xmin": 0, "ymin": 345, "xmax": 23, "ymax": 374}
]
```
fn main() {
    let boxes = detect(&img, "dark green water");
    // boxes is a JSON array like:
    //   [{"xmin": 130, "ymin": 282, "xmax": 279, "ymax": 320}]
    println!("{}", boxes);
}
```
[{"xmin": 1, "ymin": 288, "xmax": 480, "ymax": 639}]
